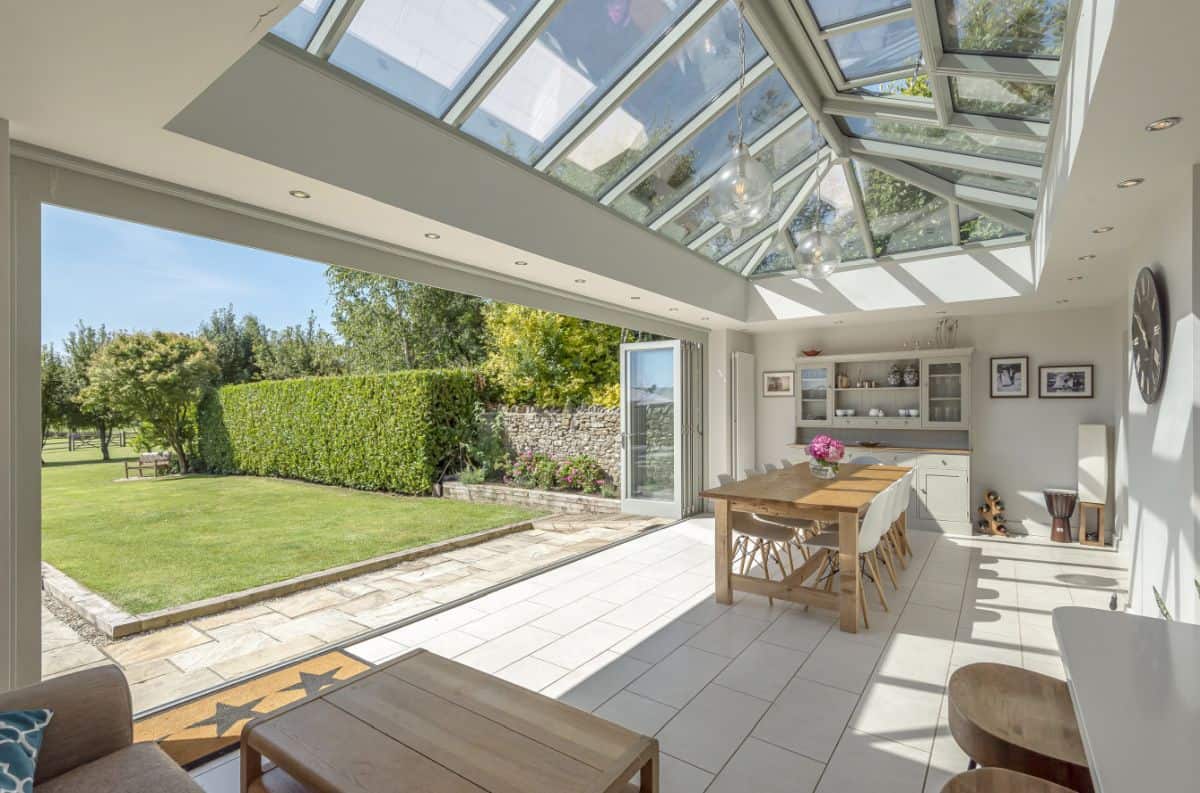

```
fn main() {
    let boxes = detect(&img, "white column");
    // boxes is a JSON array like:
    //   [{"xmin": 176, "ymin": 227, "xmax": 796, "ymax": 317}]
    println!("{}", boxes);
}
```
[{"xmin": 1, "ymin": 123, "xmax": 42, "ymax": 690}]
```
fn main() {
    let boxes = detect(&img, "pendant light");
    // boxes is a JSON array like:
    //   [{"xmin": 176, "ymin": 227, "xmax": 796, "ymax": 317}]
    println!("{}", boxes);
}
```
[
  {"xmin": 794, "ymin": 160, "xmax": 842, "ymax": 279},
  {"xmin": 710, "ymin": 0, "xmax": 772, "ymax": 238}
]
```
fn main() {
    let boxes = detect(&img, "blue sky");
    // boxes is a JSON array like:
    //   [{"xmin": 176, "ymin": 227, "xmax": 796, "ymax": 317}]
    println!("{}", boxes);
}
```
[{"xmin": 41, "ymin": 206, "xmax": 335, "ymax": 349}]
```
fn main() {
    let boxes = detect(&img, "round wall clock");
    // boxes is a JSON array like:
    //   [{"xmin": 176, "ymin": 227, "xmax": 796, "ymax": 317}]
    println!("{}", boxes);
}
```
[{"xmin": 1131, "ymin": 266, "xmax": 1165, "ymax": 403}]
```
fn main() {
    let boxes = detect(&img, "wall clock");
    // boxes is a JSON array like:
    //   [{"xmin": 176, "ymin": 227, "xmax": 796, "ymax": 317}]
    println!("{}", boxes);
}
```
[{"xmin": 1131, "ymin": 266, "xmax": 1165, "ymax": 403}]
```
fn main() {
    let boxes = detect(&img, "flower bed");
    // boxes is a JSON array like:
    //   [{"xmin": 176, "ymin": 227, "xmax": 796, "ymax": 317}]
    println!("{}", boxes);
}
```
[{"xmin": 441, "ymin": 480, "xmax": 618, "ymax": 515}]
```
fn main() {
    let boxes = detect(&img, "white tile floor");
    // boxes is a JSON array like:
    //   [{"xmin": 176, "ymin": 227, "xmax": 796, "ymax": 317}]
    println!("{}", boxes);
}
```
[{"xmin": 191, "ymin": 518, "xmax": 1128, "ymax": 793}]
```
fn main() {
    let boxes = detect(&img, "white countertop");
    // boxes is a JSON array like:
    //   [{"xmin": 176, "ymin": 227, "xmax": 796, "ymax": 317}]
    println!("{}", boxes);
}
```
[{"xmin": 1052, "ymin": 606, "xmax": 1200, "ymax": 793}]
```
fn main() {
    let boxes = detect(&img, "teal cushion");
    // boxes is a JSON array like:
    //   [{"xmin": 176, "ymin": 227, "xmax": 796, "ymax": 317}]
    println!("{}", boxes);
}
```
[{"xmin": 0, "ymin": 710, "xmax": 53, "ymax": 793}]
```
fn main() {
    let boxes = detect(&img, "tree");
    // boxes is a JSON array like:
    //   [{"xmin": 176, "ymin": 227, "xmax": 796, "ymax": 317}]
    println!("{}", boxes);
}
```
[
  {"xmin": 254, "ymin": 314, "xmax": 345, "ymax": 380},
  {"xmin": 482, "ymin": 303, "xmax": 622, "ymax": 408},
  {"xmin": 326, "ymin": 267, "xmax": 487, "ymax": 373},
  {"xmin": 198, "ymin": 305, "xmax": 264, "ymax": 385},
  {"xmin": 40, "ymin": 345, "xmax": 70, "ymax": 455},
  {"xmin": 81, "ymin": 332, "xmax": 218, "ymax": 473},
  {"xmin": 62, "ymin": 322, "xmax": 126, "ymax": 460}
]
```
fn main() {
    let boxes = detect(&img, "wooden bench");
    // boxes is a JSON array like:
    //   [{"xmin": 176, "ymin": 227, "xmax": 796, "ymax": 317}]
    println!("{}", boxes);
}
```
[{"xmin": 124, "ymin": 452, "xmax": 172, "ymax": 479}]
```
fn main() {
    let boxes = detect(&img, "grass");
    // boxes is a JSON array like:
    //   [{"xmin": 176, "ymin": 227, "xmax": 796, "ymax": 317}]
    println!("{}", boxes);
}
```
[{"xmin": 40, "ymin": 443, "xmax": 545, "ymax": 614}]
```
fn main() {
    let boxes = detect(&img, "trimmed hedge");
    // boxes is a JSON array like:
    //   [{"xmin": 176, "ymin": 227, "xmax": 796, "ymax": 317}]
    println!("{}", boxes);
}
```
[{"xmin": 197, "ymin": 370, "xmax": 477, "ymax": 494}]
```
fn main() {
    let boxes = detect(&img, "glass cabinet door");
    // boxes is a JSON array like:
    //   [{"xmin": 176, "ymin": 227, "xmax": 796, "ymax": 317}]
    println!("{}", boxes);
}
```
[
  {"xmin": 796, "ymin": 362, "xmax": 833, "ymax": 426},
  {"xmin": 921, "ymin": 356, "xmax": 970, "ymax": 429}
]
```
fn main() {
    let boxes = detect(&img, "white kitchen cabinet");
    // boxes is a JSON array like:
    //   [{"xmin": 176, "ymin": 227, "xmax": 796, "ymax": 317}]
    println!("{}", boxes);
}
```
[
  {"xmin": 921, "ymin": 355, "xmax": 970, "ymax": 430},
  {"xmin": 911, "ymin": 453, "xmax": 972, "ymax": 533},
  {"xmin": 796, "ymin": 361, "xmax": 834, "ymax": 426}
]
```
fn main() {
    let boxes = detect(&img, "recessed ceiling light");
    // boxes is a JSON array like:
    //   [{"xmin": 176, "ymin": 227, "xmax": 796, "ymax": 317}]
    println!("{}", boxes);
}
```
[
  {"xmin": 573, "ymin": 278, "xmax": 586, "ymax": 284},
  {"xmin": 424, "ymin": 232, "xmax": 441, "ymax": 239},
  {"xmin": 701, "ymin": 316, "xmax": 711, "ymax": 321},
  {"xmin": 1145, "ymin": 116, "xmax": 1182, "ymax": 132},
  {"xmin": 667, "ymin": 307, "xmax": 679, "ymax": 312},
  {"xmin": 935, "ymin": 310, "xmax": 948, "ymax": 315},
  {"xmin": 1077, "ymin": 254, "xmax": 1096, "ymax": 261},
  {"xmin": 833, "ymin": 320, "xmax": 845, "ymax": 325},
  {"xmin": 1068, "ymin": 275, "xmax": 1084, "ymax": 281},
  {"xmin": 514, "ymin": 260, "xmax": 528, "ymax": 266},
  {"xmin": 1056, "ymin": 298, "xmax": 1070, "ymax": 304},
  {"xmin": 1092, "ymin": 226, "xmax": 1114, "ymax": 234},
  {"xmin": 288, "ymin": 189, "xmax": 311, "ymax": 199},
  {"xmin": 1116, "ymin": 177, "xmax": 1144, "ymax": 189},
  {"xmin": 629, "ymin": 296, "xmax": 640, "ymax": 300}
]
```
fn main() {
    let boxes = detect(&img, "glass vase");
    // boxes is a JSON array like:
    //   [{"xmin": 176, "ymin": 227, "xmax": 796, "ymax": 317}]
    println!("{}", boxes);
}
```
[{"xmin": 809, "ymin": 459, "xmax": 837, "ymax": 479}]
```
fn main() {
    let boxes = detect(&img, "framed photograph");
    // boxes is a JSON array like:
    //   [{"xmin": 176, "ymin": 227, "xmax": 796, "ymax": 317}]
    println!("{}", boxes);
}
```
[
  {"xmin": 990, "ymin": 356, "xmax": 1029, "ymax": 398},
  {"xmin": 1039, "ymin": 365, "xmax": 1094, "ymax": 398},
  {"xmin": 762, "ymin": 371, "xmax": 795, "ymax": 397}
]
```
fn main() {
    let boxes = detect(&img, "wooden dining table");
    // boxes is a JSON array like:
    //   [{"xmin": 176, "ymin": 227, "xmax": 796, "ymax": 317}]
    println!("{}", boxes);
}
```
[{"xmin": 700, "ymin": 464, "xmax": 909, "ymax": 633}]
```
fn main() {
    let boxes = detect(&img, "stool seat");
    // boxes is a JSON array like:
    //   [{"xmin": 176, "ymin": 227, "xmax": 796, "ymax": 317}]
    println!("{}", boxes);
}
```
[
  {"xmin": 948, "ymin": 663, "xmax": 1092, "ymax": 793},
  {"xmin": 942, "ymin": 768, "xmax": 1076, "ymax": 793}
]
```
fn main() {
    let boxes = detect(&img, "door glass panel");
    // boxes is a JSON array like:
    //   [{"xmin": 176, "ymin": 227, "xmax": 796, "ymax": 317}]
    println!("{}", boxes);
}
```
[
  {"xmin": 949, "ymin": 76, "xmax": 1054, "ymax": 121},
  {"xmin": 936, "ymin": 0, "xmax": 1068, "ymax": 58},
  {"xmin": 548, "ymin": 2, "xmax": 766, "ymax": 198},
  {"xmin": 827, "ymin": 16, "xmax": 921, "ymax": 81},
  {"xmin": 329, "ymin": 0, "xmax": 537, "ymax": 118},
  {"xmin": 461, "ymin": 0, "xmax": 698, "ymax": 164},
  {"xmin": 926, "ymin": 360, "xmax": 963, "ymax": 424},
  {"xmin": 627, "ymin": 348, "xmax": 675, "ymax": 500},
  {"xmin": 798, "ymin": 365, "xmax": 830, "ymax": 421},
  {"xmin": 272, "ymin": 0, "xmax": 337, "ymax": 48}
]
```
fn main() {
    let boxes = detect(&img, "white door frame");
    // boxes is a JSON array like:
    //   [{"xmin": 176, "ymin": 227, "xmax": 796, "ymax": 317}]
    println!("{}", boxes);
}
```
[{"xmin": 619, "ymin": 340, "xmax": 684, "ymax": 518}]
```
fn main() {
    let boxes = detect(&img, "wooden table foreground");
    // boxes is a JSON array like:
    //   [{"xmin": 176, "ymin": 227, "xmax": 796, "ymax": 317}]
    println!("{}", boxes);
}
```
[
  {"xmin": 701, "ymin": 464, "xmax": 908, "ymax": 633},
  {"xmin": 241, "ymin": 649, "xmax": 659, "ymax": 793}
]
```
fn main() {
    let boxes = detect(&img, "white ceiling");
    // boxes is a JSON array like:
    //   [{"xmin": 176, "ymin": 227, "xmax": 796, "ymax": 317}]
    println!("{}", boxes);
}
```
[{"xmin": 0, "ymin": 0, "xmax": 1193, "ymax": 335}]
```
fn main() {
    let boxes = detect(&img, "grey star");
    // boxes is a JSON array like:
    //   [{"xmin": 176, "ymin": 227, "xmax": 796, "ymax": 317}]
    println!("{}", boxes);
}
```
[
  {"xmin": 187, "ymin": 697, "xmax": 267, "ymax": 736},
  {"xmin": 281, "ymin": 667, "xmax": 342, "ymax": 697}
]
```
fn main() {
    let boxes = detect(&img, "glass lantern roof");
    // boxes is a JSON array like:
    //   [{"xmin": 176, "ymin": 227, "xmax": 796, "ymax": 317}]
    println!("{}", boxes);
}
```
[{"xmin": 271, "ymin": 0, "xmax": 1063, "ymax": 278}]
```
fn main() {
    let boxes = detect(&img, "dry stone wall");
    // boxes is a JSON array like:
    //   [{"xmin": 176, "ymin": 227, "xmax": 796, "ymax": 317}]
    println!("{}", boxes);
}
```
[{"xmin": 494, "ymin": 406, "xmax": 621, "ymax": 485}]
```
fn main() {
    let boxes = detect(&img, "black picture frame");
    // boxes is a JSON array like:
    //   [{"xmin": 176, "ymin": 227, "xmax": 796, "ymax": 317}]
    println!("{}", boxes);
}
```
[
  {"xmin": 990, "ymin": 355, "xmax": 1029, "ymax": 398},
  {"xmin": 1039, "ymin": 365, "xmax": 1094, "ymax": 399}
]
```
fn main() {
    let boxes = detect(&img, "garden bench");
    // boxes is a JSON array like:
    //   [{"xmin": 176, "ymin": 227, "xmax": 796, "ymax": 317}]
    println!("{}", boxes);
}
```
[{"xmin": 124, "ymin": 451, "xmax": 172, "ymax": 479}]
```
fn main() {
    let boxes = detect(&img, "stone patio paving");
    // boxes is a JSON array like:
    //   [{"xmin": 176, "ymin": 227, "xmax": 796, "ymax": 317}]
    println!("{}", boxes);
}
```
[{"xmin": 40, "ymin": 512, "xmax": 664, "ymax": 712}]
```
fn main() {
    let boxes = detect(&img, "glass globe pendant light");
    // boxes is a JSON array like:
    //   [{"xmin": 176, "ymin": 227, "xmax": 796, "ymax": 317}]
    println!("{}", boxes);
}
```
[
  {"xmin": 710, "ymin": 0, "xmax": 772, "ymax": 238},
  {"xmin": 793, "ymin": 162, "xmax": 842, "ymax": 279}
]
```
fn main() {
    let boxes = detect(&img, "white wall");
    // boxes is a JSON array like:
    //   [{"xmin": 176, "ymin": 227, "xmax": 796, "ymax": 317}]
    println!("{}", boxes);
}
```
[
  {"xmin": 751, "ymin": 307, "xmax": 1121, "ymax": 537},
  {"xmin": 1116, "ymin": 167, "xmax": 1199, "ymax": 623}
]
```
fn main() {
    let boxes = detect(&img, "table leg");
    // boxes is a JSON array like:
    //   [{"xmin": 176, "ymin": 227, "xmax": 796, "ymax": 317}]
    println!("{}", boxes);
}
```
[
  {"xmin": 640, "ymin": 753, "xmax": 659, "ymax": 792},
  {"xmin": 715, "ymin": 500, "xmax": 732, "ymax": 605},
  {"xmin": 838, "ymin": 510, "xmax": 859, "ymax": 633},
  {"xmin": 240, "ymin": 741, "xmax": 263, "ymax": 792}
]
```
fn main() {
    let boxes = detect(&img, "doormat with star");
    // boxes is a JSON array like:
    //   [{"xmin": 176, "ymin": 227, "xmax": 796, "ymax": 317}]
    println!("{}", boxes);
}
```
[{"xmin": 133, "ymin": 650, "xmax": 370, "ymax": 769}]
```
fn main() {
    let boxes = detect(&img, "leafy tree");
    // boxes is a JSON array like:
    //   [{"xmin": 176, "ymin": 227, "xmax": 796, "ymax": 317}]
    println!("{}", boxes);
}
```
[
  {"xmin": 81, "ymin": 332, "xmax": 218, "ymax": 473},
  {"xmin": 62, "ymin": 322, "xmax": 127, "ymax": 460},
  {"xmin": 198, "ymin": 305, "xmax": 261, "ymax": 385},
  {"xmin": 254, "ymin": 314, "xmax": 345, "ymax": 380},
  {"xmin": 40, "ymin": 345, "xmax": 70, "ymax": 453},
  {"xmin": 326, "ymin": 267, "xmax": 487, "ymax": 373},
  {"xmin": 482, "ymin": 303, "xmax": 623, "ymax": 408}
]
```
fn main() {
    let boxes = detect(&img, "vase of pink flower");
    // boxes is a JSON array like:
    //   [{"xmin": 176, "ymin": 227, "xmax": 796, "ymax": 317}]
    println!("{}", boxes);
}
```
[{"xmin": 806, "ymin": 434, "xmax": 845, "ymax": 479}]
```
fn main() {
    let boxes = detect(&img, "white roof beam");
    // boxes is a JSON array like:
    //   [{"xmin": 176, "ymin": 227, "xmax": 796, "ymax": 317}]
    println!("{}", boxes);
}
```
[
  {"xmin": 742, "ymin": 237, "xmax": 776, "ymax": 275},
  {"xmin": 842, "ymin": 158, "xmax": 876, "ymax": 259},
  {"xmin": 822, "ymin": 96, "xmax": 1049, "ymax": 140},
  {"xmin": 744, "ymin": 0, "xmax": 849, "ymax": 156},
  {"xmin": 935, "ymin": 53, "xmax": 1058, "ymax": 84},
  {"xmin": 306, "ymin": 0, "xmax": 365, "ymax": 58},
  {"xmin": 910, "ymin": 0, "xmax": 952, "ymax": 125},
  {"xmin": 534, "ymin": 0, "xmax": 726, "ymax": 171},
  {"xmin": 599, "ymin": 57, "xmax": 775, "ymax": 206},
  {"xmin": 845, "ymin": 137, "xmax": 1042, "ymax": 181},
  {"xmin": 816, "ymin": 7, "xmax": 914, "ymax": 39},
  {"xmin": 443, "ymin": 0, "xmax": 570, "ymax": 125},
  {"xmin": 855, "ymin": 154, "xmax": 1033, "ymax": 234},
  {"xmin": 949, "ymin": 203, "xmax": 962, "ymax": 246}
]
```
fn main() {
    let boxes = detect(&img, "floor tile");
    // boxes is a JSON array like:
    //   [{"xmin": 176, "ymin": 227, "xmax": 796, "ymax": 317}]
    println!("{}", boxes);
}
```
[
  {"xmin": 459, "ymin": 600, "xmax": 554, "ymax": 641},
  {"xmin": 530, "ymin": 596, "xmax": 616, "ymax": 635},
  {"xmin": 495, "ymin": 656, "xmax": 569, "ymax": 691},
  {"xmin": 610, "ymin": 614, "xmax": 705, "ymax": 665},
  {"xmin": 850, "ymin": 678, "xmax": 944, "ymax": 752},
  {"xmin": 533, "ymin": 620, "xmax": 630, "ymax": 669},
  {"xmin": 757, "ymin": 607, "xmax": 834, "ymax": 653},
  {"xmin": 708, "ymin": 737, "xmax": 824, "ymax": 793},
  {"xmin": 626, "ymin": 644, "xmax": 731, "ymax": 708},
  {"xmin": 603, "ymin": 593, "xmax": 684, "ymax": 631},
  {"xmin": 455, "ymin": 625, "xmax": 559, "ymax": 674},
  {"xmin": 658, "ymin": 753, "xmax": 715, "ymax": 793},
  {"xmin": 752, "ymin": 676, "xmax": 858, "ymax": 763},
  {"xmin": 715, "ymin": 640, "xmax": 808, "ymax": 702},
  {"xmin": 543, "ymin": 650, "xmax": 652, "ymax": 711},
  {"xmin": 795, "ymin": 632, "xmax": 885, "ymax": 694},
  {"xmin": 815, "ymin": 729, "xmax": 930, "ymax": 793},
  {"xmin": 657, "ymin": 684, "xmax": 771, "ymax": 773},
  {"xmin": 686, "ymin": 612, "xmax": 771, "ymax": 658},
  {"xmin": 416, "ymin": 629, "xmax": 485, "ymax": 658},
  {"xmin": 594, "ymin": 690, "xmax": 678, "ymax": 737},
  {"xmin": 344, "ymin": 634, "xmax": 407, "ymax": 664}
]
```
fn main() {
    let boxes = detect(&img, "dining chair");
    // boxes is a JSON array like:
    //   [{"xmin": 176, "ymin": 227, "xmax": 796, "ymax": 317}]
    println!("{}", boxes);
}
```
[
  {"xmin": 744, "ymin": 466, "xmax": 764, "ymax": 478},
  {"xmin": 762, "ymin": 463, "xmax": 779, "ymax": 472},
  {"xmin": 779, "ymin": 459, "xmax": 794, "ymax": 468},
  {"xmin": 806, "ymin": 482, "xmax": 896, "ymax": 626},
  {"xmin": 717, "ymin": 474, "xmax": 795, "ymax": 603},
  {"xmin": 849, "ymin": 454, "xmax": 883, "ymax": 465},
  {"xmin": 890, "ymin": 471, "xmax": 914, "ymax": 562}
]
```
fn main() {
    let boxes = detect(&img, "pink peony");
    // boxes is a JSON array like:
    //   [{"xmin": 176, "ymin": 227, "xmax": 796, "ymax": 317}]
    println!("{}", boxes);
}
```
[{"xmin": 807, "ymin": 434, "xmax": 845, "ymax": 463}]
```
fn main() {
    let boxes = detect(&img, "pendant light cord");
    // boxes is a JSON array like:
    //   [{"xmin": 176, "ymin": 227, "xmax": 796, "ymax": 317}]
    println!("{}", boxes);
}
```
[{"xmin": 735, "ymin": 0, "xmax": 746, "ymax": 147}]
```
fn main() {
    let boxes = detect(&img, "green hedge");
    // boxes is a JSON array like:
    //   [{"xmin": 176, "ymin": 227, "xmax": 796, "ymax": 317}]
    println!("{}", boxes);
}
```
[{"xmin": 197, "ymin": 370, "xmax": 477, "ymax": 494}]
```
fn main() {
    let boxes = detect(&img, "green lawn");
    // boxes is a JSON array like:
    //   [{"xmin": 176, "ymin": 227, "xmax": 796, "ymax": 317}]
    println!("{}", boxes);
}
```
[{"xmin": 41, "ymin": 444, "xmax": 544, "ymax": 614}]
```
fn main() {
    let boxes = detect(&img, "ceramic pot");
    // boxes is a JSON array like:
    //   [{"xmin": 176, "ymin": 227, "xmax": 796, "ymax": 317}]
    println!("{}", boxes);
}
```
[{"xmin": 903, "ymin": 365, "xmax": 919, "ymax": 386}]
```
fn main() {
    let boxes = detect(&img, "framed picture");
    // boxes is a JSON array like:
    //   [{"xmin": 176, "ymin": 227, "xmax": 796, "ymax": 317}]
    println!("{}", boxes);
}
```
[
  {"xmin": 990, "ymin": 356, "xmax": 1029, "ymax": 398},
  {"xmin": 1039, "ymin": 365, "xmax": 1094, "ymax": 398},
  {"xmin": 762, "ymin": 371, "xmax": 795, "ymax": 397}
]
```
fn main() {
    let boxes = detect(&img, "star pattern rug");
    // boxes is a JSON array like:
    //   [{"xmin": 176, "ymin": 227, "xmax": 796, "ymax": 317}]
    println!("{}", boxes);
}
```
[{"xmin": 134, "ymin": 650, "xmax": 369, "ymax": 768}]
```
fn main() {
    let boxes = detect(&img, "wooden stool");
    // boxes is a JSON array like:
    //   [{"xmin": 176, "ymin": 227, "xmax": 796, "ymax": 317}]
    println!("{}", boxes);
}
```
[
  {"xmin": 1078, "ymin": 502, "xmax": 1105, "ymax": 547},
  {"xmin": 948, "ymin": 663, "xmax": 1093, "ymax": 793},
  {"xmin": 942, "ymin": 768, "xmax": 1077, "ymax": 793}
]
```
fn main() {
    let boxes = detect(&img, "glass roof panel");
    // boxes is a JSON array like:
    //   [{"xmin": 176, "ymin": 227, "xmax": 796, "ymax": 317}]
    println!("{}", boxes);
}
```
[
  {"xmin": 609, "ymin": 69, "xmax": 801, "ymax": 224},
  {"xmin": 936, "ymin": 0, "xmax": 1068, "ymax": 58},
  {"xmin": 827, "ymin": 16, "xmax": 921, "ymax": 81},
  {"xmin": 722, "ymin": 244, "xmax": 760, "ymax": 274},
  {"xmin": 910, "ymin": 162, "xmax": 1038, "ymax": 197},
  {"xmin": 959, "ymin": 206, "xmax": 1027, "ymax": 242},
  {"xmin": 547, "ymin": 2, "xmax": 765, "ymax": 199},
  {"xmin": 328, "ymin": 0, "xmax": 536, "ymax": 118},
  {"xmin": 851, "ymin": 77, "xmax": 933, "ymax": 101},
  {"xmin": 698, "ymin": 170, "xmax": 814, "ymax": 260},
  {"xmin": 459, "ymin": 0, "xmax": 700, "ymax": 164},
  {"xmin": 855, "ymin": 162, "xmax": 953, "ymax": 255},
  {"xmin": 658, "ymin": 194, "xmax": 717, "ymax": 245},
  {"xmin": 754, "ymin": 234, "xmax": 798, "ymax": 276},
  {"xmin": 949, "ymin": 76, "xmax": 1054, "ymax": 121},
  {"xmin": 808, "ymin": 1, "xmax": 911, "ymax": 29},
  {"xmin": 784, "ymin": 165, "xmax": 867, "ymax": 260},
  {"xmin": 841, "ymin": 115, "xmax": 1045, "ymax": 165},
  {"xmin": 272, "ymin": 0, "xmax": 336, "ymax": 48}
]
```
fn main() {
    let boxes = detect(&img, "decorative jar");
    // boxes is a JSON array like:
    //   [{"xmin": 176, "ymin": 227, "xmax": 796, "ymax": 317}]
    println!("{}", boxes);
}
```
[
  {"xmin": 887, "ymin": 365, "xmax": 902, "ymax": 387},
  {"xmin": 903, "ymin": 364, "xmax": 919, "ymax": 386}
]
